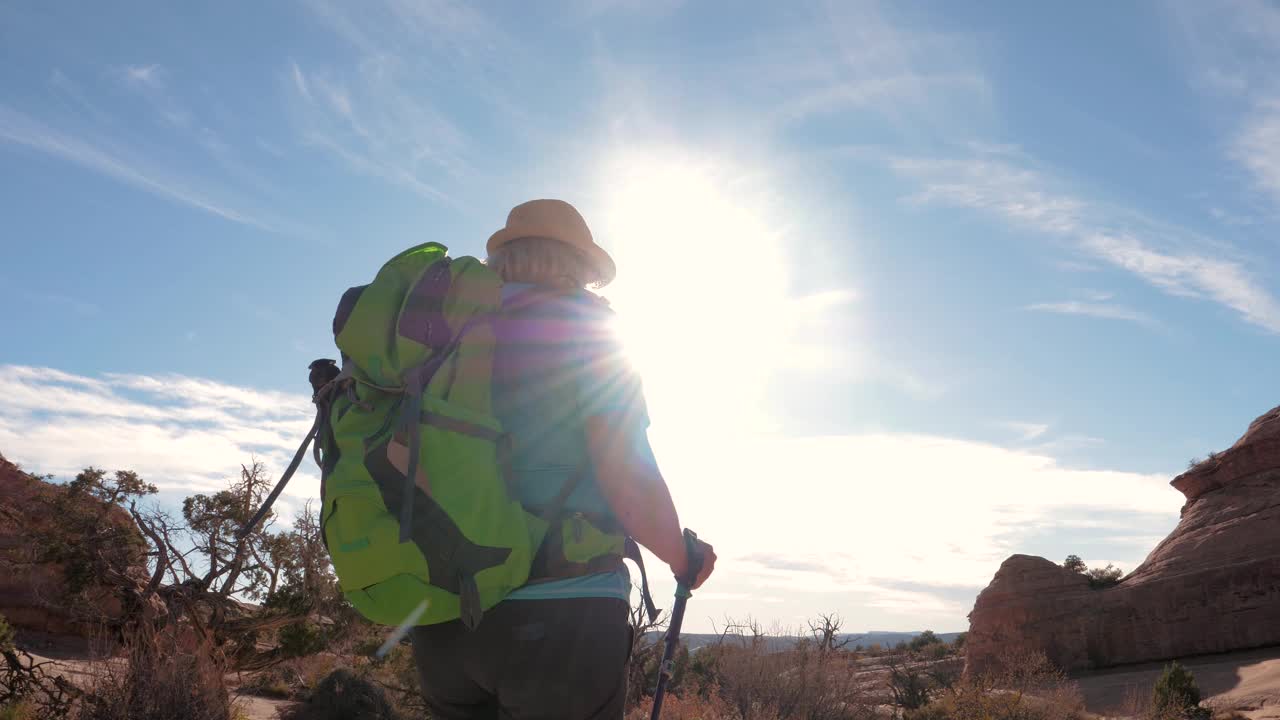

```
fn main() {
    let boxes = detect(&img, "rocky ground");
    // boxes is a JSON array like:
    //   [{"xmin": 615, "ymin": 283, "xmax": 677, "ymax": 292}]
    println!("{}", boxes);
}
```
[{"xmin": 11, "ymin": 629, "xmax": 1280, "ymax": 719}]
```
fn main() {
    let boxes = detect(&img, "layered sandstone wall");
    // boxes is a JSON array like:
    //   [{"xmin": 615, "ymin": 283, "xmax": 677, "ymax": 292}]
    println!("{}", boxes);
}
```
[{"xmin": 967, "ymin": 406, "xmax": 1280, "ymax": 674}]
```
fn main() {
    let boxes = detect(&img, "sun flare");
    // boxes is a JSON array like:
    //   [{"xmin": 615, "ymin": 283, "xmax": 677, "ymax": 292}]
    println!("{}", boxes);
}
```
[{"xmin": 593, "ymin": 148, "xmax": 831, "ymax": 437}]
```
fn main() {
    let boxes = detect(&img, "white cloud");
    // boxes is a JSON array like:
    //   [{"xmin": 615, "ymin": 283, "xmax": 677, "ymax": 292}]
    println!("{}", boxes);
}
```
[
  {"xmin": 641, "ymin": 420, "xmax": 1180, "ymax": 630},
  {"xmin": 891, "ymin": 151, "xmax": 1280, "ymax": 333},
  {"xmin": 0, "ymin": 365, "xmax": 315, "ymax": 497},
  {"xmin": 0, "ymin": 363, "xmax": 1181, "ymax": 631}
]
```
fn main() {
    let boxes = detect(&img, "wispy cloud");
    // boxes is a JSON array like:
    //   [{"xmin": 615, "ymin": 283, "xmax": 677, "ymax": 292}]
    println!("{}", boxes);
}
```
[
  {"xmin": 1080, "ymin": 233, "xmax": 1280, "ymax": 331},
  {"xmin": 0, "ymin": 105, "xmax": 275, "ymax": 230},
  {"xmin": 1166, "ymin": 2, "xmax": 1280, "ymax": 210},
  {"xmin": 678, "ymin": 2, "xmax": 990, "ymax": 134},
  {"xmin": 286, "ymin": 59, "xmax": 465, "ymax": 207},
  {"xmin": 891, "ymin": 150, "xmax": 1280, "ymax": 333},
  {"xmin": 1026, "ymin": 300, "xmax": 1157, "ymax": 327},
  {"xmin": 121, "ymin": 63, "xmax": 166, "ymax": 89},
  {"xmin": 21, "ymin": 291, "xmax": 101, "ymax": 317},
  {"xmin": 1234, "ymin": 102, "xmax": 1280, "ymax": 203},
  {"xmin": 289, "ymin": 0, "xmax": 541, "ymax": 207},
  {"xmin": 1003, "ymin": 421, "xmax": 1050, "ymax": 442}
]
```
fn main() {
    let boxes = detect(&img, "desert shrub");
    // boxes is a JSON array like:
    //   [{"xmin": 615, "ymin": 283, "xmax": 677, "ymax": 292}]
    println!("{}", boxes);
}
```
[
  {"xmin": 705, "ymin": 617, "xmax": 873, "ymax": 720},
  {"xmin": 1062, "ymin": 555, "xmax": 1087, "ymax": 574},
  {"xmin": 924, "ymin": 642, "xmax": 953, "ymax": 661},
  {"xmin": 1087, "ymin": 564, "xmax": 1123, "ymax": 589},
  {"xmin": 625, "ymin": 689, "xmax": 735, "ymax": 719},
  {"xmin": 0, "ymin": 618, "xmax": 80, "ymax": 718},
  {"xmin": 357, "ymin": 642, "xmax": 432, "ymax": 717},
  {"xmin": 889, "ymin": 660, "xmax": 934, "ymax": 710},
  {"xmin": 0, "ymin": 703, "xmax": 38, "ymax": 720},
  {"xmin": 1151, "ymin": 662, "xmax": 1210, "ymax": 720},
  {"xmin": 241, "ymin": 667, "xmax": 293, "ymax": 699},
  {"xmin": 281, "ymin": 669, "xmax": 402, "ymax": 720},
  {"xmin": 75, "ymin": 633, "xmax": 230, "ymax": 720},
  {"xmin": 914, "ymin": 650, "xmax": 1085, "ymax": 720},
  {"xmin": 0, "ymin": 615, "xmax": 13, "ymax": 653},
  {"xmin": 240, "ymin": 654, "xmax": 341, "ymax": 702},
  {"xmin": 352, "ymin": 632, "xmax": 385, "ymax": 658}
]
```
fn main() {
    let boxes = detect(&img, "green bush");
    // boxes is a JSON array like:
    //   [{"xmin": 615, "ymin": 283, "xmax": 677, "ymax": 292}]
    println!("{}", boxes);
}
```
[
  {"xmin": 1152, "ymin": 662, "xmax": 1209, "ymax": 720},
  {"xmin": 1086, "ymin": 564, "xmax": 1123, "ymax": 589},
  {"xmin": 279, "ymin": 622, "xmax": 326, "ymax": 659},
  {"xmin": 909, "ymin": 630, "xmax": 942, "ymax": 652}
]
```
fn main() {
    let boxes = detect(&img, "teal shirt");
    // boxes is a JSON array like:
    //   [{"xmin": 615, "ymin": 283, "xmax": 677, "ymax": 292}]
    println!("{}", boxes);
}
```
[{"xmin": 494, "ymin": 283, "xmax": 656, "ymax": 602}]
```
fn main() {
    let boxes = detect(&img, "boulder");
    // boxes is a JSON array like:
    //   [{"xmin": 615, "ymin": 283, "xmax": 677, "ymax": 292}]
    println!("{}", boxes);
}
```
[
  {"xmin": 967, "ymin": 405, "xmax": 1280, "ymax": 675},
  {"xmin": 0, "ymin": 452, "xmax": 159, "ymax": 637}
]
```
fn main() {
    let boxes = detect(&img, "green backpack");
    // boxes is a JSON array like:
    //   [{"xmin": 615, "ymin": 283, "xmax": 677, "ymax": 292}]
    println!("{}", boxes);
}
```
[{"xmin": 244, "ymin": 242, "xmax": 657, "ymax": 630}]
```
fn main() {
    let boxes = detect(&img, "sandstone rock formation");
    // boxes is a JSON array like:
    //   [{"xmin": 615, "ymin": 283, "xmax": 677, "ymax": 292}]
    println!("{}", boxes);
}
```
[
  {"xmin": 0, "ymin": 453, "xmax": 153, "ymax": 637},
  {"xmin": 967, "ymin": 405, "xmax": 1280, "ymax": 675}
]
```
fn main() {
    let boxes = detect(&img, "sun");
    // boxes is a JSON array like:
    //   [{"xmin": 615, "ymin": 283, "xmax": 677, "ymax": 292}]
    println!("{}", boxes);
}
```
[{"xmin": 593, "ymin": 148, "xmax": 799, "ymax": 437}]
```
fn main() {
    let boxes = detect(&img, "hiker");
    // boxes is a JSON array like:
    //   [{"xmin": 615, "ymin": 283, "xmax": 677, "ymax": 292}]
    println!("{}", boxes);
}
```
[{"xmin": 409, "ymin": 199, "xmax": 717, "ymax": 719}]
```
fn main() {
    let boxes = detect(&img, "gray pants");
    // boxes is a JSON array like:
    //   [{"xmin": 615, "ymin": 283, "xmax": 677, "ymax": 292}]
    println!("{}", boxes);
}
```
[{"xmin": 411, "ymin": 597, "xmax": 632, "ymax": 720}]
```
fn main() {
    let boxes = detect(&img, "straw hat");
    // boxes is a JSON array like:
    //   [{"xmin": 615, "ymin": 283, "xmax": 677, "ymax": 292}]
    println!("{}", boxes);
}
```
[{"xmin": 486, "ymin": 199, "xmax": 617, "ymax": 287}]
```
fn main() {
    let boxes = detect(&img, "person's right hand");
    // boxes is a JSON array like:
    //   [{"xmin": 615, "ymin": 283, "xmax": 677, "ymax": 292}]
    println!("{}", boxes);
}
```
[{"xmin": 672, "ymin": 538, "xmax": 716, "ymax": 590}]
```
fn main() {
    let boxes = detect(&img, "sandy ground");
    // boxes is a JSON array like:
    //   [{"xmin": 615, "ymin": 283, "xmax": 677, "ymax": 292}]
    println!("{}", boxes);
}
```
[
  {"xmin": 1072, "ymin": 646, "xmax": 1280, "ymax": 719},
  {"xmin": 230, "ymin": 690, "xmax": 295, "ymax": 720}
]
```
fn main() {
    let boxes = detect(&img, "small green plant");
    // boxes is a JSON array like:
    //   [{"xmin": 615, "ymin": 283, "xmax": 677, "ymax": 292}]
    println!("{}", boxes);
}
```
[
  {"xmin": 1063, "ymin": 555, "xmax": 1087, "ymax": 573},
  {"xmin": 1152, "ymin": 662, "xmax": 1209, "ymax": 720}
]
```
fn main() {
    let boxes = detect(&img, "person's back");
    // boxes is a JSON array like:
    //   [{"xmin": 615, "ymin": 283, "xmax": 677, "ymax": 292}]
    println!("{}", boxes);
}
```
[{"xmin": 410, "ymin": 200, "xmax": 715, "ymax": 720}]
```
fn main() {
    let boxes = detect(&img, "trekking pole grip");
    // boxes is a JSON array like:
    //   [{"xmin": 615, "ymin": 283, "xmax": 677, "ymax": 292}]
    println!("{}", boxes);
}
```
[{"xmin": 679, "ymin": 528, "xmax": 703, "ymax": 589}]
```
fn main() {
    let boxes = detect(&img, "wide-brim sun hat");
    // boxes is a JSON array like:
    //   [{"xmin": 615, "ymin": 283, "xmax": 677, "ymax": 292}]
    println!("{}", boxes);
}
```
[{"xmin": 486, "ymin": 199, "xmax": 617, "ymax": 287}]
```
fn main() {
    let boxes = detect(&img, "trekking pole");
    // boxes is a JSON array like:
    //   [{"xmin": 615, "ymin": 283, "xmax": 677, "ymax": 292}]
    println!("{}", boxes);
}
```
[{"xmin": 650, "ymin": 529, "xmax": 704, "ymax": 720}]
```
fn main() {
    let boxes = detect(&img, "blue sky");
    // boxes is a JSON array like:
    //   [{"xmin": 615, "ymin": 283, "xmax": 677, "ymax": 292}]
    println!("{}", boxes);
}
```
[{"xmin": 3, "ymin": 1, "xmax": 1279, "ymax": 633}]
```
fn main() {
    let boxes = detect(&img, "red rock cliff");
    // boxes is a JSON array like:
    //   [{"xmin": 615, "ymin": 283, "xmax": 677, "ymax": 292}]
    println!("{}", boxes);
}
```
[
  {"xmin": 0, "ymin": 453, "xmax": 150, "ymax": 637},
  {"xmin": 966, "ymin": 406, "xmax": 1280, "ymax": 675}
]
